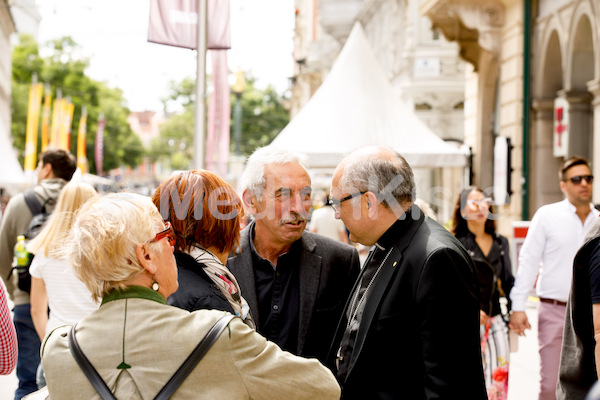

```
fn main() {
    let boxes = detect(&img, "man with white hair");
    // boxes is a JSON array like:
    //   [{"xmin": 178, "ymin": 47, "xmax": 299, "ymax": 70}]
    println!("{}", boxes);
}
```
[{"xmin": 228, "ymin": 146, "xmax": 360, "ymax": 367}]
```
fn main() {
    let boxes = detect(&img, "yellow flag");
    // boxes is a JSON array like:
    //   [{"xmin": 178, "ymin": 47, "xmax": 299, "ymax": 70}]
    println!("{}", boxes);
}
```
[
  {"xmin": 76, "ymin": 107, "xmax": 88, "ymax": 172},
  {"xmin": 59, "ymin": 101, "xmax": 74, "ymax": 151},
  {"xmin": 40, "ymin": 85, "xmax": 52, "ymax": 152},
  {"xmin": 24, "ymin": 82, "xmax": 44, "ymax": 171},
  {"xmin": 49, "ymin": 97, "xmax": 64, "ymax": 148}
]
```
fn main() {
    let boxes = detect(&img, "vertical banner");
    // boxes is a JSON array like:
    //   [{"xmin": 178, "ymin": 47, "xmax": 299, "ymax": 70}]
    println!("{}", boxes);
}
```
[
  {"xmin": 95, "ymin": 113, "xmax": 105, "ymax": 175},
  {"xmin": 207, "ymin": 0, "xmax": 230, "ymax": 49},
  {"xmin": 24, "ymin": 81, "xmax": 44, "ymax": 171},
  {"xmin": 205, "ymin": 50, "xmax": 230, "ymax": 175},
  {"xmin": 77, "ymin": 106, "xmax": 88, "ymax": 173},
  {"xmin": 49, "ymin": 96, "xmax": 64, "ymax": 148},
  {"xmin": 147, "ymin": 0, "xmax": 230, "ymax": 50},
  {"xmin": 147, "ymin": 0, "xmax": 198, "ymax": 49},
  {"xmin": 40, "ymin": 84, "xmax": 52, "ymax": 152},
  {"xmin": 59, "ymin": 100, "xmax": 74, "ymax": 151}
]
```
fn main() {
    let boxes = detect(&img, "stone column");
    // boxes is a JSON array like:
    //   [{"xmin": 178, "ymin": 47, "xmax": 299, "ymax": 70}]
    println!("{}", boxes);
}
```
[
  {"xmin": 587, "ymin": 80, "xmax": 600, "ymax": 202},
  {"xmin": 556, "ymin": 89, "xmax": 593, "ymax": 160},
  {"xmin": 530, "ymin": 98, "xmax": 561, "ymax": 211}
]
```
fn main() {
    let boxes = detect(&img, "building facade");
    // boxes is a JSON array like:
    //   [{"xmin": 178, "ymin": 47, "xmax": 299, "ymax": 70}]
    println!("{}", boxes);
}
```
[
  {"xmin": 292, "ymin": 0, "xmax": 466, "ymax": 141},
  {"xmin": 422, "ymin": 0, "xmax": 600, "ymax": 233}
]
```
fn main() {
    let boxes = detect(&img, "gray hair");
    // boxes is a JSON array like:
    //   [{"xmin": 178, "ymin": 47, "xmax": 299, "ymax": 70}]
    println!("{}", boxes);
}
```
[
  {"xmin": 239, "ymin": 146, "xmax": 309, "ymax": 201},
  {"xmin": 339, "ymin": 151, "xmax": 415, "ymax": 209}
]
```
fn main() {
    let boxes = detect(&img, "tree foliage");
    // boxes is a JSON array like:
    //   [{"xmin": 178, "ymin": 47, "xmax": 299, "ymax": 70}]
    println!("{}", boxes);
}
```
[
  {"xmin": 232, "ymin": 78, "xmax": 290, "ymax": 156},
  {"xmin": 149, "ymin": 74, "xmax": 290, "ymax": 170},
  {"xmin": 11, "ymin": 34, "xmax": 143, "ymax": 174}
]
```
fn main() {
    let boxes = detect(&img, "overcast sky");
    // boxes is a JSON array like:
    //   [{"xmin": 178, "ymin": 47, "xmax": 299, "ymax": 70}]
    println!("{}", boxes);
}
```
[{"xmin": 35, "ymin": 0, "xmax": 295, "ymax": 112}]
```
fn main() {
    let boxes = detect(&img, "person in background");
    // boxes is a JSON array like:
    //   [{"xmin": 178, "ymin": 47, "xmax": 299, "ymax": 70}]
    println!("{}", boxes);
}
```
[
  {"xmin": 510, "ymin": 156, "xmax": 599, "ymax": 400},
  {"xmin": 0, "ymin": 283, "xmax": 17, "ymax": 375},
  {"xmin": 1, "ymin": 193, "xmax": 10, "ymax": 219},
  {"xmin": 0, "ymin": 148, "xmax": 76, "ymax": 400},
  {"xmin": 228, "ymin": 146, "xmax": 360, "ymax": 367},
  {"xmin": 27, "ymin": 181, "xmax": 99, "ymax": 388},
  {"xmin": 329, "ymin": 146, "xmax": 486, "ymax": 399},
  {"xmin": 451, "ymin": 186, "xmax": 515, "ymax": 400},
  {"xmin": 309, "ymin": 192, "xmax": 350, "ymax": 244},
  {"xmin": 557, "ymin": 216, "xmax": 600, "ymax": 399},
  {"xmin": 151, "ymin": 170, "xmax": 254, "ymax": 328},
  {"xmin": 39, "ymin": 193, "xmax": 341, "ymax": 399}
]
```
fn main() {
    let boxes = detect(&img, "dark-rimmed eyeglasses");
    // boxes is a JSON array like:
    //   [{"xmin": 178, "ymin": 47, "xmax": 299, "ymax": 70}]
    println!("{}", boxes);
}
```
[
  {"xmin": 148, "ymin": 221, "xmax": 176, "ymax": 246},
  {"xmin": 565, "ymin": 175, "xmax": 594, "ymax": 185},
  {"xmin": 329, "ymin": 191, "xmax": 367, "ymax": 213}
]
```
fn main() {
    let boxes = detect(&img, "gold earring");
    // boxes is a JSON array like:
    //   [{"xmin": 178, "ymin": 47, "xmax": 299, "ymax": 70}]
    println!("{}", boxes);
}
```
[{"xmin": 151, "ymin": 275, "xmax": 159, "ymax": 291}]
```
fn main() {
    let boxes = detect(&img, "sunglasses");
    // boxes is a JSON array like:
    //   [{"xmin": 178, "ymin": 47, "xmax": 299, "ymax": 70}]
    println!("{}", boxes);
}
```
[
  {"xmin": 148, "ymin": 221, "xmax": 176, "ymax": 246},
  {"xmin": 566, "ymin": 175, "xmax": 594, "ymax": 185},
  {"xmin": 466, "ymin": 198, "xmax": 492, "ymax": 207}
]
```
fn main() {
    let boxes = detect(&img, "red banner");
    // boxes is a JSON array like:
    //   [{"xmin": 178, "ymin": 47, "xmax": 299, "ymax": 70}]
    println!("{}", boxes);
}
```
[
  {"xmin": 147, "ymin": 0, "xmax": 230, "ymax": 50},
  {"xmin": 205, "ymin": 50, "xmax": 230, "ymax": 175},
  {"xmin": 95, "ymin": 115, "xmax": 105, "ymax": 175},
  {"xmin": 207, "ymin": 0, "xmax": 230, "ymax": 49}
]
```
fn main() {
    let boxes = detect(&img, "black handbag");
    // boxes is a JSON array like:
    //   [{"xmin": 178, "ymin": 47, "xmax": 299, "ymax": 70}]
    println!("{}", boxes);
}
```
[{"xmin": 68, "ymin": 313, "xmax": 236, "ymax": 400}]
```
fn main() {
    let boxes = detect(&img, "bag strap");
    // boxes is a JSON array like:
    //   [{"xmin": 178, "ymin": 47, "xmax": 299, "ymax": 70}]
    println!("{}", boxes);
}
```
[
  {"xmin": 68, "ymin": 313, "xmax": 237, "ymax": 400},
  {"xmin": 68, "ymin": 325, "xmax": 117, "ymax": 400},
  {"xmin": 155, "ymin": 313, "xmax": 236, "ymax": 400},
  {"xmin": 23, "ymin": 189, "xmax": 43, "ymax": 215}
]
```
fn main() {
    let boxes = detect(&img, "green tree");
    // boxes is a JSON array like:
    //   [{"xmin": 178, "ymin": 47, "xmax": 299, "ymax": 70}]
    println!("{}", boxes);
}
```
[
  {"xmin": 149, "ymin": 108, "xmax": 195, "ymax": 170},
  {"xmin": 232, "ymin": 77, "xmax": 290, "ymax": 156},
  {"xmin": 149, "ymin": 73, "xmax": 290, "ymax": 169},
  {"xmin": 11, "ymin": 34, "xmax": 143, "ymax": 174}
]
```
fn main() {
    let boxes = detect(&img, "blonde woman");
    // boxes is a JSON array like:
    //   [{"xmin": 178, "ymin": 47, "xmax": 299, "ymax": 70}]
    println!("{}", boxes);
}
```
[{"xmin": 27, "ymin": 181, "xmax": 99, "ymax": 387}]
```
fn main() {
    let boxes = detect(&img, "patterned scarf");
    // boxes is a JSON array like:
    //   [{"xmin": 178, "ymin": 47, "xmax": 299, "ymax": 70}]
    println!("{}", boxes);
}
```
[{"xmin": 188, "ymin": 245, "xmax": 255, "ymax": 329}]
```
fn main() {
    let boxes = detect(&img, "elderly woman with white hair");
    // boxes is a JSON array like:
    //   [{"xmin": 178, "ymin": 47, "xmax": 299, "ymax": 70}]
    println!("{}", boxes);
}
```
[{"xmin": 38, "ymin": 193, "xmax": 340, "ymax": 399}]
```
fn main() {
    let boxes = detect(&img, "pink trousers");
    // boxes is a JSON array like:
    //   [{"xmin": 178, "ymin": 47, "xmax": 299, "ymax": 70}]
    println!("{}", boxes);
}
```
[{"xmin": 537, "ymin": 301, "xmax": 567, "ymax": 400}]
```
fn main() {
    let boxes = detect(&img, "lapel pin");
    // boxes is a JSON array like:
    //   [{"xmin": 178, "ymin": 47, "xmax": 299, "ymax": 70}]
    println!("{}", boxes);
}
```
[{"xmin": 393, "ymin": 261, "xmax": 397, "ymax": 267}]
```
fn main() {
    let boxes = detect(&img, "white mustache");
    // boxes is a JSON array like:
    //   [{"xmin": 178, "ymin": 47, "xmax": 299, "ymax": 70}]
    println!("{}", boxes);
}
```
[{"xmin": 279, "ymin": 214, "xmax": 307, "ymax": 225}]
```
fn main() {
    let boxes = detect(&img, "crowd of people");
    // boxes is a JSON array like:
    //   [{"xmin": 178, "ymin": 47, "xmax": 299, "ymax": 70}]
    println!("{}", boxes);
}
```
[{"xmin": 0, "ymin": 147, "xmax": 599, "ymax": 400}]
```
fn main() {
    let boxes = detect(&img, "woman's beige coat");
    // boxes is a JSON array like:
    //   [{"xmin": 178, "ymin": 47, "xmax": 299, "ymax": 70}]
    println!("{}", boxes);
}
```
[{"xmin": 42, "ymin": 295, "xmax": 340, "ymax": 399}]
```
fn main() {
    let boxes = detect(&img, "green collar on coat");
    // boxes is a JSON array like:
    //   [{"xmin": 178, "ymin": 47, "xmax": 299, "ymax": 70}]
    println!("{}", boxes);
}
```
[{"xmin": 101, "ymin": 285, "xmax": 167, "ymax": 306}]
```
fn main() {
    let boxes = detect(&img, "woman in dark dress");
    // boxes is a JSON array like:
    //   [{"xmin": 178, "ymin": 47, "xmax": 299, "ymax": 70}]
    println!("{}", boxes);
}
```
[
  {"xmin": 152, "ymin": 170, "xmax": 254, "ymax": 328},
  {"xmin": 451, "ymin": 187, "xmax": 515, "ymax": 400}
]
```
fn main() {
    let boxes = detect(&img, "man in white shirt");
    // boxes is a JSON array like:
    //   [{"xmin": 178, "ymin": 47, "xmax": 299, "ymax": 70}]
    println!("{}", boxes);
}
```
[{"xmin": 510, "ymin": 156, "xmax": 599, "ymax": 400}]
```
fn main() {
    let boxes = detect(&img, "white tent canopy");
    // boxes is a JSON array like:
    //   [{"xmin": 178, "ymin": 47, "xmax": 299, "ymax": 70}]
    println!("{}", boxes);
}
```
[
  {"xmin": 0, "ymin": 116, "xmax": 27, "ymax": 193},
  {"xmin": 271, "ymin": 23, "xmax": 469, "ymax": 169}
]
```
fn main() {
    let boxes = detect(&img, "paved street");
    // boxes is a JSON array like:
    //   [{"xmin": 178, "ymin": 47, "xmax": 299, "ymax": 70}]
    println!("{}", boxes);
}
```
[
  {"xmin": 508, "ymin": 301, "xmax": 540, "ymax": 400},
  {"xmin": 0, "ymin": 300, "xmax": 542, "ymax": 400}
]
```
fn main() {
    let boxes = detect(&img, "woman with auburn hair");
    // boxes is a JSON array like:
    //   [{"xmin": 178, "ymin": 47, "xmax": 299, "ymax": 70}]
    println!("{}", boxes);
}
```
[
  {"xmin": 152, "ymin": 170, "xmax": 254, "ymax": 328},
  {"xmin": 36, "ymin": 193, "xmax": 340, "ymax": 399},
  {"xmin": 450, "ymin": 186, "xmax": 515, "ymax": 400},
  {"xmin": 27, "ymin": 181, "xmax": 98, "ymax": 387}
]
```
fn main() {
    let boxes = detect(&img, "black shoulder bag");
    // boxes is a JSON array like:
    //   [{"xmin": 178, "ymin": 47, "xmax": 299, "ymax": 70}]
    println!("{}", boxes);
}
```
[{"xmin": 68, "ymin": 314, "xmax": 236, "ymax": 400}]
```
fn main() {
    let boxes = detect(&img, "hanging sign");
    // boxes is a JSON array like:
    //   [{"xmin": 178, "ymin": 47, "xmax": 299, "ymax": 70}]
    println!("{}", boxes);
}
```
[{"xmin": 553, "ymin": 97, "xmax": 569, "ymax": 157}]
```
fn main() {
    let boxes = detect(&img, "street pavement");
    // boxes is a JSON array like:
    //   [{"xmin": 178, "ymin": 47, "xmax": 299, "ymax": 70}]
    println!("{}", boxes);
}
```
[
  {"xmin": 0, "ymin": 300, "xmax": 542, "ymax": 400},
  {"xmin": 508, "ymin": 300, "xmax": 540, "ymax": 400}
]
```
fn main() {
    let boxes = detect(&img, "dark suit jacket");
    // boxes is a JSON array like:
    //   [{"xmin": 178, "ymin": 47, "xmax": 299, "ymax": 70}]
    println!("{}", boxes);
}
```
[
  {"xmin": 227, "ymin": 222, "xmax": 360, "ymax": 366},
  {"xmin": 332, "ymin": 207, "xmax": 487, "ymax": 399}
]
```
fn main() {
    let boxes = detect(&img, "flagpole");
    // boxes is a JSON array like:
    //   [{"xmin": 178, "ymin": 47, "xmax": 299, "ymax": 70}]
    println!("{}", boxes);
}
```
[{"xmin": 193, "ymin": 0, "xmax": 207, "ymax": 170}]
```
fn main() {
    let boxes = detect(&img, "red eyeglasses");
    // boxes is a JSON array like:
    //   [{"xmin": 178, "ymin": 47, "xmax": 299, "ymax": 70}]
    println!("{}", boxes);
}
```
[{"xmin": 148, "ymin": 221, "xmax": 176, "ymax": 246}]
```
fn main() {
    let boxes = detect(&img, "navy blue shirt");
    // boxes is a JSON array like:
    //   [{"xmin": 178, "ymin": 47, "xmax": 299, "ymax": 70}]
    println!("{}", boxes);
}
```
[{"xmin": 250, "ymin": 231, "xmax": 300, "ymax": 354}]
